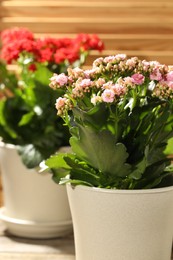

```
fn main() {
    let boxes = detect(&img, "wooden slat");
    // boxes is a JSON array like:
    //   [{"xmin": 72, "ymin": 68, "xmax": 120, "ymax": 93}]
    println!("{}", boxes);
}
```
[
  {"xmin": 2, "ymin": 1, "xmax": 173, "ymax": 6},
  {"xmin": 87, "ymin": 50, "xmax": 173, "ymax": 65},
  {"xmin": 3, "ymin": 17, "xmax": 173, "ymax": 23},
  {"xmin": 2, "ymin": 5, "xmax": 173, "ymax": 19},
  {"xmin": 98, "ymin": 35, "xmax": 173, "ymax": 52},
  {"xmin": 57, "ymin": 36, "xmax": 173, "ymax": 52},
  {"xmin": 2, "ymin": 1, "xmax": 173, "ymax": 7},
  {"xmin": 1, "ymin": 1, "xmax": 173, "ymax": 19},
  {"xmin": 2, "ymin": 18, "xmax": 173, "ymax": 34},
  {"xmin": 5, "ymin": 0, "xmax": 172, "ymax": 2}
]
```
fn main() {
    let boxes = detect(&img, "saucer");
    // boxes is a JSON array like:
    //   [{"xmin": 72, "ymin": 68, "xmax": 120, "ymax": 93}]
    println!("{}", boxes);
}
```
[{"xmin": 0, "ymin": 207, "xmax": 73, "ymax": 239}]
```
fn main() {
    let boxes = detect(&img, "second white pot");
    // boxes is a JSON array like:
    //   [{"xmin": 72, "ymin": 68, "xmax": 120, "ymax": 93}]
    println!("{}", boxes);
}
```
[{"xmin": 0, "ymin": 143, "xmax": 72, "ymax": 239}]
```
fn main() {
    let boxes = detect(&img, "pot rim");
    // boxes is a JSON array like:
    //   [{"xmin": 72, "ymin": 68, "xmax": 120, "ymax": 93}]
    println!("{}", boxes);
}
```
[
  {"xmin": 0, "ymin": 141, "xmax": 71, "ymax": 151},
  {"xmin": 67, "ymin": 183, "xmax": 173, "ymax": 194},
  {"xmin": 0, "ymin": 141, "xmax": 16, "ymax": 149}
]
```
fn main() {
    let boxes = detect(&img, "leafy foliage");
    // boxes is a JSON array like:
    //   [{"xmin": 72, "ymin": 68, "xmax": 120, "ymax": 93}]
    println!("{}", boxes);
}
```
[
  {"xmin": 0, "ymin": 28, "xmax": 104, "ymax": 168},
  {"xmin": 46, "ymin": 101, "xmax": 173, "ymax": 189},
  {"xmin": 0, "ymin": 62, "xmax": 69, "ymax": 168},
  {"xmin": 45, "ymin": 54, "xmax": 173, "ymax": 189}
]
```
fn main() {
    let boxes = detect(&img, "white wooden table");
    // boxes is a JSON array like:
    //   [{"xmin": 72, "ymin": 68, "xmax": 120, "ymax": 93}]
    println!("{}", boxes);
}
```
[{"xmin": 0, "ymin": 220, "xmax": 75, "ymax": 260}]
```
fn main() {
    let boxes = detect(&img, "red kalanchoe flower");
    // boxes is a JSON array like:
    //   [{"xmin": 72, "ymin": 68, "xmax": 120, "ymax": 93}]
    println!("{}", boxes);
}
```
[
  {"xmin": 37, "ymin": 48, "xmax": 53, "ymax": 63},
  {"xmin": 1, "ymin": 44, "xmax": 20, "ymax": 64},
  {"xmin": 28, "ymin": 63, "xmax": 37, "ymax": 71},
  {"xmin": 0, "ymin": 28, "xmax": 104, "ymax": 67},
  {"xmin": 1, "ymin": 39, "xmax": 37, "ymax": 64},
  {"xmin": 1, "ymin": 27, "xmax": 34, "ymax": 45},
  {"xmin": 54, "ymin": 47, "xmax": 79, "ymax": 64},
  {"xmin": 75, "ymin": 34, "xmax": 104, "ymax": 52}
]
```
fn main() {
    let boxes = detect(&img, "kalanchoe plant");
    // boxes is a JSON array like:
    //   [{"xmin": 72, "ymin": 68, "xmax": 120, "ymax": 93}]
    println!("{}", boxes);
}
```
[
  {"xmin": 45, "ymin": 54, "xmax": 173, "ymax": 189},
  {"xmin": 0, "ymin": 27, "xmax": 104, "ymax": 168}
]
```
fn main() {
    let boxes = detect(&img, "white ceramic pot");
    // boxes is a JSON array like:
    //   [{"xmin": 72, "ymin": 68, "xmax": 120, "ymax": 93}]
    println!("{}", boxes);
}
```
[
  {"xmin": 0, "ymin": 143, "xmax": 72, "ymax": 239},
  {"xmin": 67, "ymin": 184, "xmax": 173, "ymax": 260}
]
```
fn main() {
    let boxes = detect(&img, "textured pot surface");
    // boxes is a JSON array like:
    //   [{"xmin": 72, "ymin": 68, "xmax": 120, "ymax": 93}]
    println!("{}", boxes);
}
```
[
  {"xmin": 67, "ymin": 184, "xmax": 173, "ymax": 260},
  {"xmin": 0, "ymin": 143, "xmax": 72, "ymax": 238}
]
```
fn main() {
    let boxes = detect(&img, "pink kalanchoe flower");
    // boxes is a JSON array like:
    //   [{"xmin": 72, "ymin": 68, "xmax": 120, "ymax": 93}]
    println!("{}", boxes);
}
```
[
  {"xmin": 124, "ymin": 76, "xmax": 135, "ymax": 85},
  {"xmin": 95, "ymin": 78, "xmax": 106, "ymax": 88},
  {"xmin": 102, "ymin": 81, "xmax": 114, "ymax": 90},
  {"xmin": 126, "ymin": 57, "xmax": 138, "ymax": 68},
  {"xmin": 101, "ymin": 89, "xmax": 115, "ymax": 103},
  {"xmin": 55, "ymin": 97, "xmax": 67, "ymax": 110},
  {"xmin": 168, "ymin": 66, "xmax": 173, "ymax": 71},
  {"xmin": 104, "ymin": 54, "xmax": 126, "ymax": 63},
  {"xmin": 131, "ymin": 73, "xmax": 145, "ymax": 85},
  {"xmin": 84, "ymin": 68, "xmax": 100, "ymax": 78},
  {"xmin": 166, "ymin": 71, "xmax": 173, "ymax": 81},
  {"xmin": 93, "ymin": 57, "xmax": 104, "ymax": 67},
  {"xmin": 149, "ymin": 61, "xmax": 160, "ymax": 66},
  {"xmin": 50, "ymin": 73, "xmax": 68, "ymax": 89},
  {"xmin": 150, "ymin": 68, "xmax": 162, "ymax": 81},
  {"xmin": 112, "ymin": 84, "xmax": 126, "ymax": 96},
  {"xmin": 168, "ymin": 81, "xmax": 173, "ymax": 89},
  {"xmin": 104, "ymin": 56, "xmax": 115, "ymax": 62},
  {"xmin": 68, "ymin": 67, "xmax": 84, "ymax": 78},
  {"xmin": 79, "ymin": 79, "xmax": 92, "ymax": 88},
  {"xmin": 142, "ymin": 60, "xmax": 150, "ymax": 71},
  {"xmin": 115, "ymin": 54, "xmax": 127, "ymax": 60}
]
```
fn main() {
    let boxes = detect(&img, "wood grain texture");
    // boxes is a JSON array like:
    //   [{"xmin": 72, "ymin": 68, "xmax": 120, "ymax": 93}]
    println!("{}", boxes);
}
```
[
  {"xmin": 0, "ymin": 0, "xmax": 173, "ymax": 63},
  {"xmin": 2, "ymin": 0, "xmax": 170, "ymax": 1},
  {"xmin": 1, "ymin": 2, "xmax": 173, "ymax": 19}
]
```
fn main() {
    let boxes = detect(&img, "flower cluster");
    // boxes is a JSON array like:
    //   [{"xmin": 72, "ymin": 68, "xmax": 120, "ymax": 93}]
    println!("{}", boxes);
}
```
[
  {"xmin": 46, "ymin": 54, "xmax": 173, "ymax": 190},
  {"xmin": 1, "ymin": 28, "xmax": 104, "ymax": 68},
  {"xmin": 50, "ymin": 54, "xmax": 173, "ymax": 116}
]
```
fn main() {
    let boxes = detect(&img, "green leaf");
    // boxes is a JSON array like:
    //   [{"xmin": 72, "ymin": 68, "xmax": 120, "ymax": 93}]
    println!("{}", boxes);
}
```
[
  {"xmin": 129, "ymin": 156, "xmax": 147, "ymax": 180},
  {"xmin": 46, "ymin": 153, "xmax": 72, "ymax": 170},
  {"xmin": 0, "ymin": 100, "xmax": 18, "ymax": 139},
  {"xmin": 165, "ymin": 137, "xmax": 173, "ymax": 155},
  {"xmin": 70, "ymin": 168, "xmax": 99, "ymax": 186},
  {"xmin": 34, "ymin": 64, "xmax": 53, "ymax": 86},
  {"xmin": 0, "ymin": 62, "xmax": 18, "ymax": 92},
  {"xmin": 132, "ymin": 158, "xmax": 171, "ymax": 189},
  {"xmin": 128, "ymin": 146, "xmax": 152, "ymax": 180},
  {"xmin": 70, "ymin": 125, "xmax": 131, "ymax": 177},
  {"xmin": 17, "ymin": 144, "xmax": 43, "ymax": 168},
  {"xmin": 72, "ymin": 103, "xmax": 109, "ymax": 130},
  {"xmin": 60, "ymin": 178, "xmax": 93, "ymax": 187},
  {"xmin": 45, "ymin": 153, "xmax": 73, "ymax": 182},
  {"xmin": 64, "ymin": 156, "xmax": 100, "ymax": 186},
  {"xmin": 18, "ymin": 111, "xmax": 35, "ymax": 126}
]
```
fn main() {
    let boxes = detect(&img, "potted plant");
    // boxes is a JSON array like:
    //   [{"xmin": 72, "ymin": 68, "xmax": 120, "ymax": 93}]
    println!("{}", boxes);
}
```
[
  {"xmin": 0, "ymin": 27, "xmax": 104, "ymax": 238},
  {"xmin": 46, "ymin": 54, "xmax": 173, "ymax": 259}
]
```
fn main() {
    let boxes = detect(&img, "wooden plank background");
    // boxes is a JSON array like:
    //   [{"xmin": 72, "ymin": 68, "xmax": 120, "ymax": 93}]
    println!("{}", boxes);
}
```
[{"xmin": 0, "ymin": 0, "xmax": 173, "ymax": 65}]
